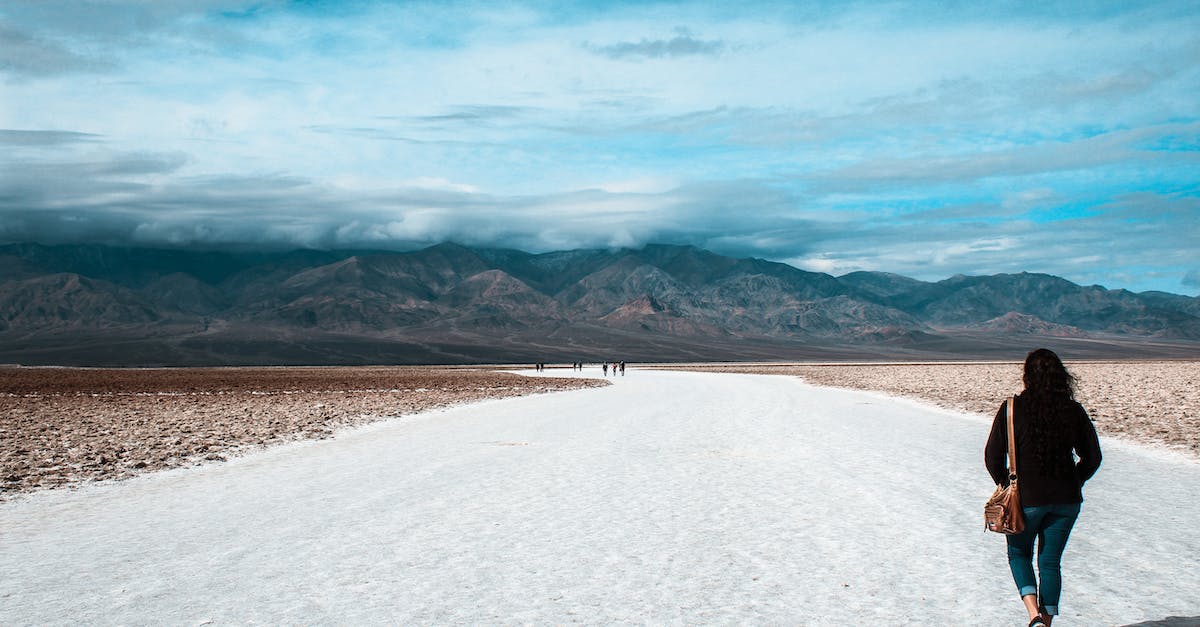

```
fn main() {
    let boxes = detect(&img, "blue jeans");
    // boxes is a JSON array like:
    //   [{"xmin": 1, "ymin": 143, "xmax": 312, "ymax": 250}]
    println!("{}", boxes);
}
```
[{"xmin": 1006, "ymin": 503, "xmax": 1081, "ymax": 616}]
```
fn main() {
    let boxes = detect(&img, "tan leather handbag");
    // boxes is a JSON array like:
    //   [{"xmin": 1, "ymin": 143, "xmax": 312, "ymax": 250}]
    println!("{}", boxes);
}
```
[{"xmin": 985, "ymin": 396, "xmax": 1025, "ymax": 534}]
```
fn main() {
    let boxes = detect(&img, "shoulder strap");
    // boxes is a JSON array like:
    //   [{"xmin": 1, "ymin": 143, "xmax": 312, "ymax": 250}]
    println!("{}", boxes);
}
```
[{"xmin": 1006, "ymin": 395, "xmax": 1018, "ymax": 482}]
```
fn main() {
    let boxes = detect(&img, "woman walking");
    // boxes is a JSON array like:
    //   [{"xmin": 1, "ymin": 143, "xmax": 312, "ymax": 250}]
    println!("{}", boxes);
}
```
[{"xmin": 985, "ymin": 349, "xmax": 1102, "ymax": 626}]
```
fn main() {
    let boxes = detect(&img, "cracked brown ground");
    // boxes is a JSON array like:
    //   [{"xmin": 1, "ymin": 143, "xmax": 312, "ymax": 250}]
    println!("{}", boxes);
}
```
[
  {"xmin": 1, "ymin": 366, "xmax": 606, "ymax": 499},
  {"xmin": 656, "ymin": 361, "xmax": 1200, "ymax": 459}
]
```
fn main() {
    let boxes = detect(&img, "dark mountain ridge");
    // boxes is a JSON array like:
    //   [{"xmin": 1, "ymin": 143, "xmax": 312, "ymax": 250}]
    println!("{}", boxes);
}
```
[{"xmin": 1, "ymin": 241, "xmax": 1197, "ymax": 365}]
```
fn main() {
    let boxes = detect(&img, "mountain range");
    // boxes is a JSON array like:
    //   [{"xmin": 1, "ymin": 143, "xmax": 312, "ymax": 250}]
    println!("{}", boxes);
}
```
[{"xmin": 1, "ymin": 242, "xmax": 1197, "ymax": 366}]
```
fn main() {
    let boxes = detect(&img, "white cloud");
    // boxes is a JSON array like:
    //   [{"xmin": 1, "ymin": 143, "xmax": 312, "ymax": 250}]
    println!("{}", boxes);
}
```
[
  {"xmin": 393, "ymin": 178, "xmax": 480, "ymax": 193},
  {"xmin": 588, "ymin": 177, "xmax": 680, "ymax": 194},
  {"xmin": 787, "ymin": 255, "xmax": 852, "ymax": 276}
]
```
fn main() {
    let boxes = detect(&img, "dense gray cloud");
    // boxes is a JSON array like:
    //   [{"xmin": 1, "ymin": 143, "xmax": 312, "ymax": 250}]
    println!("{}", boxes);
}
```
[
  {"xmin": 0, "ymin": 155, "xmax": 798, "ymax": 253},
  {"xmin": 4, "ymin": 143, "xmax": 1197, "ymax": 295},
  {"xmin": 0, "ymin": 139, "xmax": 803, "ymax": 253},
  {"xmin": 5, "ymin": 152, "xmax": 187, "ymax": 181},
  {"xmin": 0, "ymin": 23, "xmax": 114, "ymax": 77},
  {"xmin": 587, "ymin": 33, "xmax": 725, "ymax": 60},
  {"xmin": 0, "ymin": 129, "xmax": 103, "ymax": 146}
]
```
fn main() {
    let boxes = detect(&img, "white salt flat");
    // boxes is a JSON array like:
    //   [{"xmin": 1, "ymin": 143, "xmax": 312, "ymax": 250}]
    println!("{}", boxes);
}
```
[{"xmin": 2, "ymin": 369, "xmax": 1196, "ymax": 625}]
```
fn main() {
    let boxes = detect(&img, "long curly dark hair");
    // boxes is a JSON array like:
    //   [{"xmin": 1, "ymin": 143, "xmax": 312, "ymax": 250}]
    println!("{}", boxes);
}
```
[
  {"xmin": 1023, "ymin": 348, "xmax": 1076, "ymax": 398},
  {"xmin": 1020, "ymin": 348, "xmax": 1078, "ymax": 476}
]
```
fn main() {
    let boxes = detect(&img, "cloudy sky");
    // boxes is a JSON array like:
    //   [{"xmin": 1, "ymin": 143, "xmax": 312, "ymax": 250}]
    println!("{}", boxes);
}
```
[{"xmin": 2, "ymin": 1, "xmax": 1198, "ymax": 295}]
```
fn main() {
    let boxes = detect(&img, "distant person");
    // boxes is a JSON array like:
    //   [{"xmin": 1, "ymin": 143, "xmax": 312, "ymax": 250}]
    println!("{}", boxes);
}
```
[
  {"xmin": 619, "ymin": 361, "xmax": 626, "ymax": 376},
  {"xmin": 985, "ymin": 348, "xmax": 1102, "ymax": 627},
  {"xmin": 602, "ymin": 363, "xmax": 608, "ymax": 376}
]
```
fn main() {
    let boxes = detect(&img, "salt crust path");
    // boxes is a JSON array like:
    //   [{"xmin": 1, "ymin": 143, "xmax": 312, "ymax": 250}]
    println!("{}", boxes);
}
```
[{"xmin": 2, "ymin": 370, "xmax": 1197, "ymax": 626}]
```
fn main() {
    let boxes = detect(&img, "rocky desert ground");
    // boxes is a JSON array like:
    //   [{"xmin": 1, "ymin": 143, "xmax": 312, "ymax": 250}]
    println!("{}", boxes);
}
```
[
  {"xmin": 0, "ymin": 366, "xmax": 606, "ymax": 499},
  {"xmin": 659, "ymin": 361, "xmax": 1200, "ymax": 459},
  {"xmin": 5, "ymin": 360, "xmax": 1196, "ymax": 500}
]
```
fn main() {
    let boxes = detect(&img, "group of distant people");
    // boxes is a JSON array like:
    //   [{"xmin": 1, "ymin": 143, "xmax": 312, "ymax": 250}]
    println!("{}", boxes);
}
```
[
  {"xmin": 535, "ymin": 361, "xmax": 627, "ymax": 375},
  {"xmin": 601, "ymin": 361, "xmax": 626, "ymax": 376}
]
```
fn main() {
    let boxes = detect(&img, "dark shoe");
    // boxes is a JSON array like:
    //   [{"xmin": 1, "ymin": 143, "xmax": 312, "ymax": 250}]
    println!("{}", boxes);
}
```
[{"xmin": 1028, "ymin": 617, "xmax": 1047, "ymax": 627}]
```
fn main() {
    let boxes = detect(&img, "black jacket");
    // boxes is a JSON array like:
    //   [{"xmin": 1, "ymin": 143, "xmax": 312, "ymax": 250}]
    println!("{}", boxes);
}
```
[{"xmin": 985, "ymin": 393, "xmax": 1102, "ymax": 507}]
